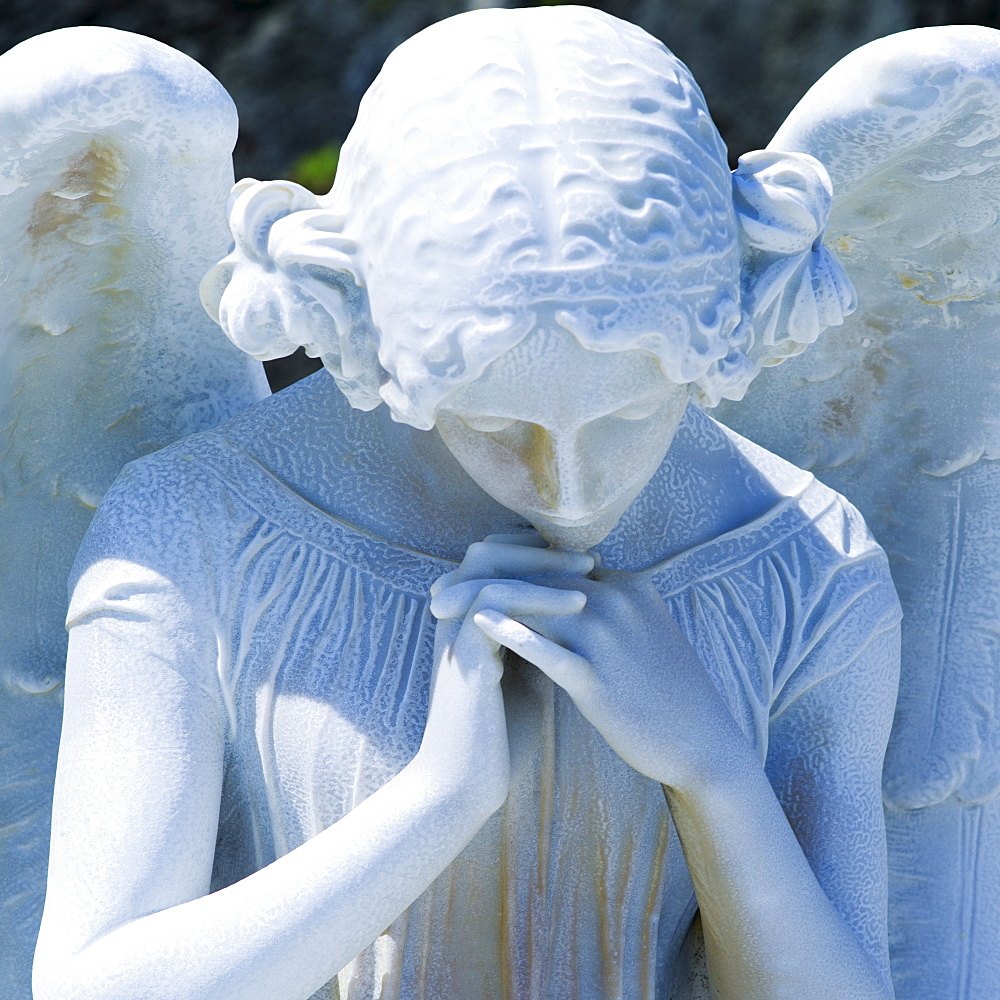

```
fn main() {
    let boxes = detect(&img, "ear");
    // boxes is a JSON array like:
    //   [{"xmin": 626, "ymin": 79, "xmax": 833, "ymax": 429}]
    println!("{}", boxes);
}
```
[{"xmin": 733, "ymin": 150, "xmax": 856, "ymax": 368}]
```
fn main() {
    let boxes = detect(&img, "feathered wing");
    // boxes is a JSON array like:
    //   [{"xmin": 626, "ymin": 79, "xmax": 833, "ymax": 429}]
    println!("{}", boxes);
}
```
[
  {"xmin": 716, "ymin": 26, "xmax": 1000, "ymax": 999},
  {"xmin": 0, "ymin": 27, "xmax": 269, "ymax": 999}
]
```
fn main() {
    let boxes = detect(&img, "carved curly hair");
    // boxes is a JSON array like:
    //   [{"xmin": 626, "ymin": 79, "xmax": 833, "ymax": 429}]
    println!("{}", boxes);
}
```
[{"xmin": 202, "ymin": 6, "xmax": 850, "ymax": 429}]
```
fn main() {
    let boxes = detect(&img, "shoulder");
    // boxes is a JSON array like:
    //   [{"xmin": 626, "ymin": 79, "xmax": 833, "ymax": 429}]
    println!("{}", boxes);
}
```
[
  {"xmin": 715, "ymin": 412, "xmax": 898, "ymax": 615},
  {"xmin": 700, "ymin": 425, "xmax": 900, "ymax": 767},
  {"xmin": 655, "ymin": 409, "xmax": 899, "ymax": 618},
  {"xmin": 75, "ymin": 374, "xmax": 336, "ymax": 562},
  {"xmin": 773, "ymin": 477, "xmax": 901, "ymax": 700},
  {"xmin": 67, "ymin": 422, "xmax": 257, "ymax": 627},
  {"xmin": 728, "ymin": 445, "xmax": 903, "ymax": 720},
  {"xmin": 74, "ymin": 436, "xmax": 230, "ymax": 566},
  {"xmin": 65, "ymin": 446, "xmax": 214, "ymax": 630},
  {"xmin": 657, "ymin": 413, "xmax": 900, "ymax": 709}
]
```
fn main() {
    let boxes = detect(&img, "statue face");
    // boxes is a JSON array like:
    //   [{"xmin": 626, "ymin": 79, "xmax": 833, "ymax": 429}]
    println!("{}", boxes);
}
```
[{"xmin": 435, "ymin": 328, "xmax": 690, "ymax": 550}]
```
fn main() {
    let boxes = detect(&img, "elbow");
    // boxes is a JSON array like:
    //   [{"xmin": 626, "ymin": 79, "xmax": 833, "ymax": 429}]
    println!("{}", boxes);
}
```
[
  {"xmin": 33, "ymin": 931, "xmax": 122, "ymax": 1000},
  {"xmin": 34, "ymin": 951, "xmax": 141, "ymax": 1000},
  {"xmin": 33, "ymin": 949, "xmax": 74, "ymax": 1000},
  {"xmin": 32, "ymin": 975, "xmax": 62, "ymax": 1000}
]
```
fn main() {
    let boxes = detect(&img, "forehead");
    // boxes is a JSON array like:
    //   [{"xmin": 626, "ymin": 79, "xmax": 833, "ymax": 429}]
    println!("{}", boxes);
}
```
[{"xmin": 438, "ymin": 328, "xmax": 684, "ymax": 426}]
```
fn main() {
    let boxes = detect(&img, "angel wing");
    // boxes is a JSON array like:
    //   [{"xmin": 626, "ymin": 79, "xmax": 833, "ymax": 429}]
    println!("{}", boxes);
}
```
[
  {"xmin": 715, "ymin": 26, "xmax": 1000, "ymax": 999},
  {"xmin": 0, "ymin": 27, "xmax": 269, "ymax": 998}
]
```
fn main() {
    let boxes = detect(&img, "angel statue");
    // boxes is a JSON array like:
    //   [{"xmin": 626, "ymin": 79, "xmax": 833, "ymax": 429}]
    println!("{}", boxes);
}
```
[
  {"xmin": 22, "ymin": 7, "xmax": 908, "ymax": 1000},
  {"xmin": 28, "ymin": 3, "xmax": 1000, "ymax": 999},
  {"xmin": 716, "ymin": 24, "xmax": 1000, "ymax": 1000},
  {"xmin": 0, "ymin": 25, "xmax": 270, "ymax": 1000}
]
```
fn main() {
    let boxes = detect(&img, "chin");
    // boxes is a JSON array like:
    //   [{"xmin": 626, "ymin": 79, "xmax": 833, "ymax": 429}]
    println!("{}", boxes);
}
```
[{"xmin": 529, "ymin": 512, "xmax": 620, "ymax": 552}]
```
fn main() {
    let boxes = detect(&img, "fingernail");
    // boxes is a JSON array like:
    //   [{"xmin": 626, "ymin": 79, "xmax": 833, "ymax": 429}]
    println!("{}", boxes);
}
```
[{"xmin": 473, "ymin": 609, "xmax": 507, "ymax": 636}]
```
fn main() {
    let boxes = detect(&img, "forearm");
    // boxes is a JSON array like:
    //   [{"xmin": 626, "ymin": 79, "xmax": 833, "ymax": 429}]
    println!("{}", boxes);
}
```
[
  {"xmin": 663, "ymin": 746, "xmax": 892, "ymax": 1000},
  {"xmin": 35, "ymin": 759, "xmax": 493, "ymax": 1000},
  {"xmin": 456, "ymin": 554, "xmax": 895, "ymax": 997}
]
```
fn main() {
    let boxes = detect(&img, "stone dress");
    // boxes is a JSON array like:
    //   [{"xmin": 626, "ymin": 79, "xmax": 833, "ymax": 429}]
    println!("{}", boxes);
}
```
[{"xmin": 65, "ymin": 376, "xmax": 901, "ymax": 1000}]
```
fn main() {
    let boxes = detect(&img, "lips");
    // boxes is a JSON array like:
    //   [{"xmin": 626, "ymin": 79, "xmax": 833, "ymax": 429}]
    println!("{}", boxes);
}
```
[{"xmin": 537, "ymin": 512, "xmax": 602, "ymax": 527}]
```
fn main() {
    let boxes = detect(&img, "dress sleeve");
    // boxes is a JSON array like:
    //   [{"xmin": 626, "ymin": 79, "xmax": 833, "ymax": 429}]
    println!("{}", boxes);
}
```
[
  {"xmin": 764, "ymin": 493, "xmax": 901, "ymax": 971},
  {"xmin": 65, "ymin": 448, "xmax": 225, "ymax": 733},
  {"xmin": 68, "ymin": 448, "xmax": 219, "ymax": 630},
  {"xmin": 45, "ymin": 449, "xmax": 228, "ymax": 954}
]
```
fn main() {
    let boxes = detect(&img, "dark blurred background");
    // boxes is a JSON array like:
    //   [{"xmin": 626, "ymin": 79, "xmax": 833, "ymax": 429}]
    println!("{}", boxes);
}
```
[{"xmin": 4, "ymin": 0, "xmax": 993, "ymax": 389}]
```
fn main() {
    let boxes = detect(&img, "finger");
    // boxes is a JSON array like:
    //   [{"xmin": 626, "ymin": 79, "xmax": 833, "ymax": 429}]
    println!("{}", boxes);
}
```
[
  {"xmin": 430, "ymin": 543, "xmax": 595, "ymax": 597},
  {"xmin": 445, "ymin": 614, "xmax": 506, "ymax": 685},
  {"xmin": 431, "ymin": 579, "xmax": 586, "ymax": 620},
  {"xmin": 473, "ymin": 609, "xmax": 592, "ymax": 695},
  {"xmin": 482, "ymin": 532, "xmax": 548, "ymax": 547}
]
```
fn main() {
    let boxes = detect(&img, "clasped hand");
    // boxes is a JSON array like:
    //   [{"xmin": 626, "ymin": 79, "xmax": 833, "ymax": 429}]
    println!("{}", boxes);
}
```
[{"xmin": 427, "ymin": 532, "xmax": 735, "ymax": 793}]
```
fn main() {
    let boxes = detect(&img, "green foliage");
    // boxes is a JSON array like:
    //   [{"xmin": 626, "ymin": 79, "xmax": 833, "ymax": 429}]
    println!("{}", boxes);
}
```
[{"xmin": 289, "ymin": 144, "xmax": 340, "ymax": 195}]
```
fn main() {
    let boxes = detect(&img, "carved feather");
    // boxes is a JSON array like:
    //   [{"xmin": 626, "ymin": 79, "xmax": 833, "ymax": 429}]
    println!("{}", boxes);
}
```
[
  {"xmin": 0, "ymin": 27, "xmax": 268, "ymax": 999},
  {"xmin": 716, "ymin": 27, "xmax": 1000, "ymax": 997}
]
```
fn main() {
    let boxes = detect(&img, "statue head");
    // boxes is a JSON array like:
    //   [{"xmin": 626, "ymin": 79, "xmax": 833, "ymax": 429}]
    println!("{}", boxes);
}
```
[{"xmin": 202, "ymin": 5, "xmax": 853, "ymax": 547}]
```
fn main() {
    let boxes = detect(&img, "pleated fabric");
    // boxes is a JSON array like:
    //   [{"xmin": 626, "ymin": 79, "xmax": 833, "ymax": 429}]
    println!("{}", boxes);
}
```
[{"xmin": 70, "ymin": 412, "xmax": 900, "ymax": 1000}]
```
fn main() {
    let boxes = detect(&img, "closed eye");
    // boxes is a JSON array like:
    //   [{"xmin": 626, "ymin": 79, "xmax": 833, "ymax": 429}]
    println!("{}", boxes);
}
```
[
  {"xmin": 612, "ymin": 397, "xmax": 663, "ymax": 421},
  {"xmin": 459, "ymin": 414, "xmax": 519, "ymax": 433}
]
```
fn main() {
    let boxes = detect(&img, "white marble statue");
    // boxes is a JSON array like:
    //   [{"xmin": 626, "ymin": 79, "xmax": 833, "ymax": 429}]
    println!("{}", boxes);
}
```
[
  {"xmin": 23, "ymin": 13, "xmax": 1000, "ymax": 998},
  {"xmin": 28, "ymin": 9, "xmax": 906, "ymax": 1000},
  {"xmin": 716, "ymin": 25, "xmax": 1000, "ymax": 999},
  {"xmin": 0, "ymin": 26, "xmax": 270, "ymax": 1000}
]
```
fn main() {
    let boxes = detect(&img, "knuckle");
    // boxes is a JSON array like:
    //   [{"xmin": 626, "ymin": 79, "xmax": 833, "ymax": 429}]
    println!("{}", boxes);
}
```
[
  {"xmin": 575, "ymin": 662, "xmax": 599, "ymax": 697},
  {"xmin": 431, "ymin": 569, "xmax": 457, "ymax": 592},
  {"xmin": 465, "ymin": 541, "xmax": 488, "ymax": 561},
  {"xmin": 479, "ymin": 582, "xmax": 505, "ymax": 601},
  {"xmin": 474, "ymin": 582, "xmax": 511, "ymax": 610}
]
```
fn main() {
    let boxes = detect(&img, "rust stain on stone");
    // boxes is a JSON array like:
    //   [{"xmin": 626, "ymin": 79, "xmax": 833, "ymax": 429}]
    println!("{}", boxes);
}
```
[
  {"xmin": 28, "ymin": 137, "xmax": 127, "ymax": 250},
  {"xmin": 915, "ymin": 290, "xmax": 977, "ymax": 307},
  {"xmin": 526, "ymin": 423, "xmax": 558, "ymax": 508},
  {"xmin": 833, "ymin": 234, "xmax": 858, "ymax": 256},
  {"xmin": 822, "ymin": 396, "xmax": 854, "ymax": 433},
  {"xmin": 864, "ymin": 350, "xmax": 888, "ymax": 387}
]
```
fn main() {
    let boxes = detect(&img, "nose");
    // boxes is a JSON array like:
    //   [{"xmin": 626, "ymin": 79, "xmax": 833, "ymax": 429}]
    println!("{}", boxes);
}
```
[{"xmin": 528, "ymin": 426, "xmax": 598, "ymax": 521}]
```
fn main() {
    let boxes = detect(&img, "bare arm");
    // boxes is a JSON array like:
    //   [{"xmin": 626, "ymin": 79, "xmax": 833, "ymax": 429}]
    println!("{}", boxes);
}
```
[
  {"xmin": 441, "ymin": 538, "xmax": 898, "ymax": 1000},
  {"xmin": 34, "ymin": 559, "xmax": 515, "ymax": 1000},
  {"xmin": 663, "ymin": 625, "xmax": 897, "ymax": 999}
]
